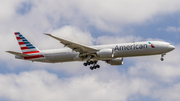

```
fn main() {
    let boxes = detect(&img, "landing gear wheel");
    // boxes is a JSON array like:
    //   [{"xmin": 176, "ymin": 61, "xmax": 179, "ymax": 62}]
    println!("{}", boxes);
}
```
[
  {"xmin": 90, "ymin": 61, "xmax": 94, "ymax": 64},
  {"xmin": 161, "ymin": 58, "xmax": 164, "ymax": 61},
  {"xmin": 83, "ymin": 62, "xmax": 87, "ymax": 66},
  {"xmin": 90, "ymin": 66, "xmax": 93, "ymax": 70},
  {"xmin": 160, "ymin": 53, "xmax": 166, "ymax": 61},
  {"xmin": 96, "ymin": 65, "xmax": 100, "ymax": 68},
  {"xmin": 87, "ymin": 62, "xmax": 90, "ymax": 65}
]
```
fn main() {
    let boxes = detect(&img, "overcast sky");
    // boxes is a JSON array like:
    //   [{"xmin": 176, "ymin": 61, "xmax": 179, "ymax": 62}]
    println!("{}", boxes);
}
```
[{"xmin": 1, "ymin": 0, "xmax": 180, "ymax": 101}]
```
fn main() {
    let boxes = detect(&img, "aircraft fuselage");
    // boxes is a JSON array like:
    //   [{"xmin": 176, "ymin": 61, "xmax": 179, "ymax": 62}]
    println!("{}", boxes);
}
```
[{"xmin": 15, "ymin": 41, "xmax": 175, "ymax": 63}]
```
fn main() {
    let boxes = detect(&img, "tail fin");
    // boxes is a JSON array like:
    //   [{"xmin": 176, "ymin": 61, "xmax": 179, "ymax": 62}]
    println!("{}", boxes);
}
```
[{"xmin": 15, "ymin": 32, "xmax": 40, "ymax": 54}]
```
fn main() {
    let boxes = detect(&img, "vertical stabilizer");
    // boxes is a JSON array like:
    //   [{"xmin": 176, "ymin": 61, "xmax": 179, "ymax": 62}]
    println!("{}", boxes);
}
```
[{"xmin": 14, "ymin": 32, "xmax": 40, "ymax": 54}]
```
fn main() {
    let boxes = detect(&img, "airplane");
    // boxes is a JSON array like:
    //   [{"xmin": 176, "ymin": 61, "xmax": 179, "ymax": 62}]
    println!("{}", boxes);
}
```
[{"xmin": 6, "ymin": 32, "xmax": 175, "ymax": 70}]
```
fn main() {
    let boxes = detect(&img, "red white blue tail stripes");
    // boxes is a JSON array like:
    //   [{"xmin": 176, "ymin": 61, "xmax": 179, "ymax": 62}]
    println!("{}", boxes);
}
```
[
  {"xmin": 14, "ymin": 32, "xmax": 45, "ymax": 60},
  {"xmin": 15, "ymin": 32, "xmax": 40, "ymax": 54}
]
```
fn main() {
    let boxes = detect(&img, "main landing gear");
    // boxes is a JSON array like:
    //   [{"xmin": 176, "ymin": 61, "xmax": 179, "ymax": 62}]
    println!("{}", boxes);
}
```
[
  {"xmin": 160, "ymin": 53, "xmax": 166, "ymax": 61},
  {"xmin": 83, "ymin": 61, "xmax": 100, "ymax": 70}
]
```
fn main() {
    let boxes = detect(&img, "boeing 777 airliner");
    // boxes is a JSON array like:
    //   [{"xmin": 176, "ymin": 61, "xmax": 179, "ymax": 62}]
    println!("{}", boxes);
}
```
[{"xmin": 6, "ymin": 32, "xmax": 175, "ymax": 70}]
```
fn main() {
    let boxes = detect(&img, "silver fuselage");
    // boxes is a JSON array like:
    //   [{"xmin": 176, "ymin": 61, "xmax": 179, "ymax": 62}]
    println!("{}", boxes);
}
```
[{"xmin": 16, "ymin": 41, "xmax": 175, "ymax": 63}]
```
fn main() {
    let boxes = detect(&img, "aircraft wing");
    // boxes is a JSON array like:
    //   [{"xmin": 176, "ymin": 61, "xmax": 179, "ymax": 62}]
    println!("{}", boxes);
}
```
[
  {"xmin": 44, "ymin": 34, "xmax": 98, "ymax": 53},
  {"xmin": 6, "ymin": 51, "xmax": 30, "ymax": 57}
]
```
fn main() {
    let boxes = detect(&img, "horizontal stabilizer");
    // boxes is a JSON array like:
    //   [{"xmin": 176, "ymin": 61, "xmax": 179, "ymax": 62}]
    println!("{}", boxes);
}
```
[{"xmin": 6, "ymin": 51, "xmax": 30, "ymax": 57}]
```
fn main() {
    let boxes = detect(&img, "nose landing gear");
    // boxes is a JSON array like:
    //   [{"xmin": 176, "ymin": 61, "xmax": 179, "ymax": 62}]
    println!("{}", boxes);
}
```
[
  {"xmin": 161, "ymin": 53, "xmax": 166, "ymax": 61},
  {"xmin": 160, "ymin": 58, "xmax": 164, "ymax": 61}
]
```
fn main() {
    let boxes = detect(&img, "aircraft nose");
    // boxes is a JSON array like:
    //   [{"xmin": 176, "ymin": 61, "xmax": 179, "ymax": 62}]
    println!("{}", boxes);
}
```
[{"xmin": 169, "ymin": 45, "xmax": 175, "ymax": 50}]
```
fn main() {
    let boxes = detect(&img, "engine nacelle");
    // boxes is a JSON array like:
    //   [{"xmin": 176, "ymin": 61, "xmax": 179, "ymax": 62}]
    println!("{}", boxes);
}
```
[
  {"xmin": 106, "ymin": 58, "xmax": 123, "ymax": 65},
  {"xmin": 97, "ymin": 49, "xmax": 114, "ymax": 59}
]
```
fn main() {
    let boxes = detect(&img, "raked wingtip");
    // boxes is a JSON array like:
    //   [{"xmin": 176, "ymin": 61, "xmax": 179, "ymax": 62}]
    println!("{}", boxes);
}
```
[{"xmin": 43, "ymin": 33, "xmax": 51, "ymax": 36}]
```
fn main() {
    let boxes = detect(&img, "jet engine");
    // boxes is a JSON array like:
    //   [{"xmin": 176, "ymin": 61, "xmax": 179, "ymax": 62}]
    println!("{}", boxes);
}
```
[
  {"xmin": 97, "ymin": 49, "xmax": 114, "ymax": 59},
  {"xmin": 106, "ymin": 58, "xmax": 123, "ymax": 65}
]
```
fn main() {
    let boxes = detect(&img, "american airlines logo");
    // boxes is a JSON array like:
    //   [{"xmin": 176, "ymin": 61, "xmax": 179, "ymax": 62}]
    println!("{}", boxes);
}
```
[
  {"xmin": 114, "ymin": 42, "xmax": 156, "ymax": 51},
  {"xmin": 114, "ymin": 44, "xmax": 148, "ymax": 51},
  {"xmin": 148, "ymin": 42, "xmax": 155, "ymax": 48}
]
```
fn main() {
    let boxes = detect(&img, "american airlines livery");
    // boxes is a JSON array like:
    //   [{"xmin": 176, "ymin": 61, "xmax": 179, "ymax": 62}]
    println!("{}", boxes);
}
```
[{"xmin": 6, "ymin": 32, "xmax": 175, "ymax": 70}]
